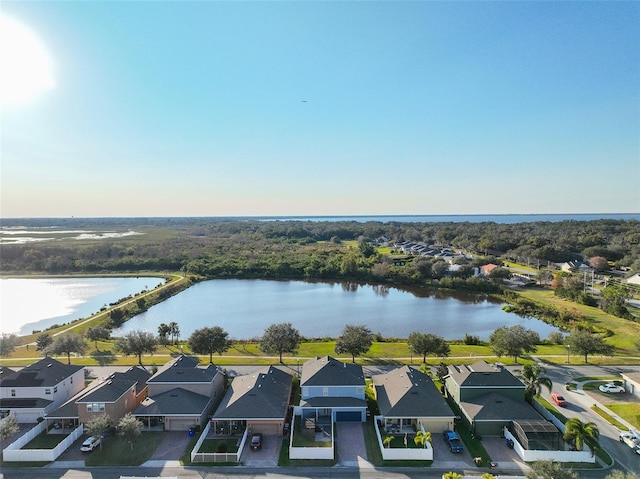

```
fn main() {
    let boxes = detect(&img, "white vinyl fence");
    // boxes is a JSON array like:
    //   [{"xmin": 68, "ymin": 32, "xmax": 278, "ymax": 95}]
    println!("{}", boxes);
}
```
[
  {"xmin": 190, "ymin": 421, "xmax": 247, "ymax": 463},
  {"xmin": 373, "ymin": 417, "xmax": 433, "ymax": 461},
  {"xmin": 3, "ymin": 422, "xmax": 84, "ymax": 462}
]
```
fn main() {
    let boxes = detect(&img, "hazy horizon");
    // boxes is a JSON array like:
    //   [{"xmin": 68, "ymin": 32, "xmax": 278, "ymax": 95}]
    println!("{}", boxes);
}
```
[{"xmin": 2, "ymin": 2, "xmax": 639, "ymax": 217}]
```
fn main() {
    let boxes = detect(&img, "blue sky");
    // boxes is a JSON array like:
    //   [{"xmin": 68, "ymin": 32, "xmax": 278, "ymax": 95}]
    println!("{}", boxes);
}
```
[{"xmin": 1, "ymin": 1, "xmax": 639, "ymax": 218}]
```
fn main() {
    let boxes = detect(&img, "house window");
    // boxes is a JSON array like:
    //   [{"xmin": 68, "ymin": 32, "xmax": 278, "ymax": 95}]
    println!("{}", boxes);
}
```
[
  {"xmin": 322, "ymin": 387, "xmax": 329, "ymax": 397},
  {"xmin": 53, "ymin": 386, "xmax": 58, "ymax": 394},
  {"xmin": 70, "ymin": 376, "xmax": 73, "ymax": 384},
  {"xmin": 10, "ymin": 389, "xmax": 15, "ymax": 397},
  {"xmin": 87, "ymin": 403, "xmax": 105, "ymax": 412},
  {"xmin": 302, "ymin": 387, "xmax": 308, "ymax": 397},
  {"xmin": 357, "ymin": 387, "xmax": 364, "ymax": 395},
  {"xmin": 45, "ymin": 389, "xmax": 51, "ymax": 395}
]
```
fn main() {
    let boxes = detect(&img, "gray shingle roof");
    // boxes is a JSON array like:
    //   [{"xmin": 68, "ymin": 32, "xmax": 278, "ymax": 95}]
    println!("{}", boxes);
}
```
[
  {"xmin": 0, "ymin": 398, "xmax": 53, "ymax": 409},
  {"xmin": 447, "ymin": 361, "xmax": 524, "ymax": 388},
  {"xmin": 0, "ymin": 358, "xmax": 82, "ymax": 388},
  {"xmin": 212, "ymin": 366, "xmax": 293, "ymax": 420},
  {"xmin": 458, "ymin": 392, "xmax": 542, "ymax": 421},
  {"xmin": 148, "ymin": 355, "xmax": 219, "ymax": 384},
  {"xmin": 300, "ymin": 356, "xmax": 365, "ymax": 387},
  {"xmin": 133, "ymin": 387, "xmax": 211, "ymax": 416},
  {"xmin": 373, "ymin": 366, "xmax": 455, "ymax": 419},
  {"xmin": 76, "ymin": 366, "xmax": 151, "ymax": 403},
  {"xmin": 77, "ymin": 378, "xmax": 136, "ymax": 404}
]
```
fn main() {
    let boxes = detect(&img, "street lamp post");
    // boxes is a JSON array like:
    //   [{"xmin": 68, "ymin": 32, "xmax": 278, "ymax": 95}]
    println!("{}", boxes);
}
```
[{"xmin": 566, "ymin": 344, "xmax": 571, "ymax": 364}]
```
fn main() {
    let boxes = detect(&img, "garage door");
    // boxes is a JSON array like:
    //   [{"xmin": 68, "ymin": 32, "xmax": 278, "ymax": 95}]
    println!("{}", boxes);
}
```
[{"xmin": 336, "ymin": 411, "xmax": 361, "ymax": 422}]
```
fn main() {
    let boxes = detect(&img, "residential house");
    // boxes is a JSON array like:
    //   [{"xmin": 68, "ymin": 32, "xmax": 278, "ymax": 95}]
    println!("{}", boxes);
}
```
[
  {"xmin": 45, "ymin": 366, "xmax": 151, "ymax": 429},
  {"xmin": 372, "ymin": 365, "xmax": 456, "ymax": 434},
  {"xmin": 133, "ymin": 355, "xmax": 225, "ymax": 431},
  {"xmin": 0, "ymin": 357, "xmax": 84, "ymax": 423},
  {"xmin": 295, "ymin": 356, "xmax": 367, "ymax": 424},
  {"xmin": 621, "ymin": 372, "xmax": 640, "ymax": 399},
  {"xmin": 626, "ymin": 273, "xmax": 640, "ymax": 286},
  {"xmin": 560, "ymin": 261, "xmax": 593, "ymax": 273},
  {"xmin": 211, "ymin": 365, "xmax": 293, "ymax": 435},
  {"xmin": 444, "ymin": 360, "xmax": 544, "ymax": 437},
  {"xmin": 479, "ymin": 264, "xmax": 499, "ymax": 277}
]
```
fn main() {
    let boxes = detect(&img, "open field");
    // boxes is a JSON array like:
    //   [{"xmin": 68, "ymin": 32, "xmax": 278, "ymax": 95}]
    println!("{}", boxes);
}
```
[{"xmin": 516, "ymin": 288, "xmax": 640, "ymax": 353}]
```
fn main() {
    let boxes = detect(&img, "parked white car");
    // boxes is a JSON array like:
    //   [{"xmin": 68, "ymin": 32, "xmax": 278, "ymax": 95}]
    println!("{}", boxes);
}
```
[
  {"xmin": 619, "ymin": 430, "xmax": 640, "ymax": 454},
  {"xmin": 80, "ymin": 436, "xmax": 101, "ymax": 452},
  {"xmin": 599, "ymin": 383, "xmax": 625, "ymax": 393}
]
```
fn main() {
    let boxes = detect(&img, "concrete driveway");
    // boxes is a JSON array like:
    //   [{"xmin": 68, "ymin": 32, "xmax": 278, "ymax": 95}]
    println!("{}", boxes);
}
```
[
  {"xmin": 240, "ymin": 434, "xmax": 281, "ymax": 466},
  {"xmin": 149, "ymin": 431, "xmax": 192, "ymax": 461},
  {"xmin": 336, "ymin": 422, "xmax": 369, "ymax": 466}
]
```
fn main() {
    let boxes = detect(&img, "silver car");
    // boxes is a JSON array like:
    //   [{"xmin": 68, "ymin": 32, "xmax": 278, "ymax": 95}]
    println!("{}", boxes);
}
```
[{"xmin": 80, "ymin": 436, "xmax": 101, "ymax": 452}]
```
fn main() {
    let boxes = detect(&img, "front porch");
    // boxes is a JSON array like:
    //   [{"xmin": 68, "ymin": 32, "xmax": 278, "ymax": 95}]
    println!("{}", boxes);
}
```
[
  {"xmin": 45, "ymin": 417, "xmax": 79, "ymax": 434},
  {"xmin": 136, "ymin": 415, "xmax": 165, "ymax": 431},
  {"xmin": 210, "ymin": 419, "xmax": 246, "ymax": 437},
  {"xmin": 380, "ymin": 418, "xmax": 416, "ymax": 435}
]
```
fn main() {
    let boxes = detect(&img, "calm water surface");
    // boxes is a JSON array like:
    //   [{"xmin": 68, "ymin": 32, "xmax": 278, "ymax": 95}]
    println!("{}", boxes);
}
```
[
  {"xmin": 116, "ymin": 279, "xmax": 559, "ymax": 340},
  {"xmin": 0, "ymin": 277, "xmax": 165, "ymax": 335}
]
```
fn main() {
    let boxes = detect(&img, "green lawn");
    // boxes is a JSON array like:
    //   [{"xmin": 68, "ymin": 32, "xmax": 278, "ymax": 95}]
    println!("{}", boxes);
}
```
[
  {"xmin": 606, "ymin": 403, "xmax": 640, "ymax": 429},
  {"xmin": 198, "ymin": 438, "xmax": 239, "ymax": 453},
  {"xmin": 291, "ymin": 421, "xmax": 332, "ymax": 447},
  {"xmin": 517, "ymin": 288, "xmax": 640, "ymax": 352},
  {"xmin": 23, "ymin": 432, "xmax": 68, "ymax": 449},
  {"xmin": 85, "ymin": 432, "xmax": 165, "ymax": 466}
]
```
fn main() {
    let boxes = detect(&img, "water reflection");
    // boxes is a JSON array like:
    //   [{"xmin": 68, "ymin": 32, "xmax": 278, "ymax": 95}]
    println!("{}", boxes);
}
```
[{"xmin": 116, "ymin": 279, "xmax": 559, "ymax": 340}]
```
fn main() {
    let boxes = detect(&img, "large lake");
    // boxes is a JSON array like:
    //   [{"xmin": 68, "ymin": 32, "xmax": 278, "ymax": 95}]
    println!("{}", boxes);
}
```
[
  {"xmin": 0, "ymin": 277, "xmax": 165, "ymax": 335},
  {"xmin": 115, "ymin": 279, "xmax": 559, "ymax": 340}
]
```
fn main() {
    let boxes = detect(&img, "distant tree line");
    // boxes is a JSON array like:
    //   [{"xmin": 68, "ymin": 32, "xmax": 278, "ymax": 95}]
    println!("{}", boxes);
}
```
[{"xmin": 2, "ymin": 218, "xmax": 637, "ymax": 287}]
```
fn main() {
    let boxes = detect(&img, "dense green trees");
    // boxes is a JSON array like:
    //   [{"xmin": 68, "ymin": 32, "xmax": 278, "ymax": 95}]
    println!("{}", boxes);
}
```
[
  {"xmin": 1, "ymin": 218, "xmax": 637, "ymax": 288},
  {"xmin": 85, "ymin": 415, "xmax": 111, "ymax": 449},
  {"xmin": 36, "ymin": 333, "xmax": 53, "ymax": 354},
  {"xmin": 335, "ymin": 324, "xmax": 374, "ymax": 363},
  {"xmin": 188, "ymin": 326, "xmax": 230, "ymax": 364},
  {"xmin": 115, "ymin": 331, "xmax": 157, "ymax": 366},
  {"xmin": 50, "ymin": 334, "xmax": 87, "ymax": 364},
  {"xmin": 259, "ymin": 323, "xmax": 301, "ymax": 363},
  {"xmin": 565, "ymin": 329, "xmax": 614, "ymax": 363},
  {"xmin": 489, "ymin": 325, "xmax": 539, "ymax": 363},
  {"xmin": 0, "ymin": 334, "xmax": 19, "ymax": 356},
  {"xmin": 118, "ymin": 413, "xmax": 142, "ymax": 450},
  {"xmin": 0, "ymin": 416, "xmax": 19, "ymax": 441},
  {"xmin": 85, "ymin": 326, "xmax": 111, "ymax": 350},
  {"xmin": 407, "ymin": 332, "xmax": 450, "ymax": 363}
]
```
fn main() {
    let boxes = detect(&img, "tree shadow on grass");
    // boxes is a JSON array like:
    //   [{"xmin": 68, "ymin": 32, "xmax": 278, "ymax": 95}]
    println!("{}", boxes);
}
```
[{"xmin": 91, "ymin": 350, "xmax": 116, "ymax": 366}]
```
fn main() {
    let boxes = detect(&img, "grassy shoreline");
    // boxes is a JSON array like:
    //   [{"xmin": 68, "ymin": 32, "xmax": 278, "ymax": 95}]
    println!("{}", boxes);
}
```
[{"xmin": 3, "ymin": 274, "xmax": 640, "ymax": 367}]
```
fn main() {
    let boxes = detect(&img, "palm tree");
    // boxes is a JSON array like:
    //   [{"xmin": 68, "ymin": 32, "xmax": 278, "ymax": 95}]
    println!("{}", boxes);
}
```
[
  {"xmin": 515, "ymin": 364, "xmax": 553, "ymax": 401},
  {"xmin": 563, "ymin": 417, "xmax": 599, "ymax": 456},
  {"xmin": 413, "ymin": 430, "xmax": 432, "ymax": 448},
  {"xmin": 168, "ymin": 322, "xmax": 180, "ymax": 346}
]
